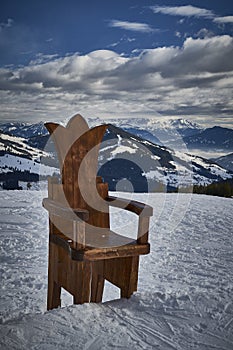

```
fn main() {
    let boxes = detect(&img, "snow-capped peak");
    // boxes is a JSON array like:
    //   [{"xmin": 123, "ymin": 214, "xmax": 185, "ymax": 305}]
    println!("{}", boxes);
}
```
[{"xmin": 169, "ymin": 118, "xmax": 202, "ymax": 130}]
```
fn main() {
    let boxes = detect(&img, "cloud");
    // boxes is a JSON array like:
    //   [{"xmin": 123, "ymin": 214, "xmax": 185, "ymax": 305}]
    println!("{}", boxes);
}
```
[
  {"xmin": 150, "ymin": 5, "xmax": 214, "ymax": 19},
  {"xmin": 150, "ymin": 5, "xmax": 233, "ymax": 28},
  {"xmin": 214, "ymin": 16, "xmax": 233, "ymax": 24},
  {"xmin": 177, "ymin": 35, "xmax": 233, "ymax": 73},
  {"xmin": 108, "ymin": 36, "xmax": 136, "ymax": 48},
  {"xmin": 194, "ymin": 28, "xmax": 215, "ymax": 39},
  {"xmin": 175, "ymin": 31, "xmax": 181, "ymax": 38},
  {"xmin": 0, "ymin": 18, "xmax": 14, "ymax": 31},
  {"xmin": 0, "ymin": 35, "xmax": 232, "ymax": 124},
  {"xmin": 109, "ymin": 20, "xmax": 155, "ymax": 33}
]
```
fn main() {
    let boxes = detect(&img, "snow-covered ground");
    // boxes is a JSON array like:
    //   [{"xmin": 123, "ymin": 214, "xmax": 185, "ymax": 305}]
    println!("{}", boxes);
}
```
[{"xmin": 0, "ymin": 189, "xmax": 232, "ymax": 349}]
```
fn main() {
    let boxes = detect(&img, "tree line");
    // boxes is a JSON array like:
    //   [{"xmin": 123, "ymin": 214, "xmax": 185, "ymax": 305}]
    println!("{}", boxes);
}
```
[{"xmin": 193, "ymin": 179, "xmax": 233, "ymax": 198}]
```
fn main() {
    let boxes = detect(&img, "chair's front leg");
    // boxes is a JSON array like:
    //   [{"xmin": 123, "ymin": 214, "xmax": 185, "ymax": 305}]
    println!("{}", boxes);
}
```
[
  {"xmin": 120, "ymin": 256, "xmax": 139, "ymax": 298},
  {"xmin": 73, "ymin": 261, "xmax": 92, "ymax": 304},
  {"xmin": 137, "ymin": 216, "xmax": 150, "ymax": 244},
  {"xmin": 91, "ymin": 261, "xmax": 105, "ymax": 303}
]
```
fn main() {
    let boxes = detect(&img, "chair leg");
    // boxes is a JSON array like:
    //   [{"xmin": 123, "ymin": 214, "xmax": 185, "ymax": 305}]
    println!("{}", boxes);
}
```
[
  {"xmin": 91, "ymin": 261, "xmax": 105, "ymax": 303},
  {"xmin": 73, "ymin": 261, "xmax": 92, "ymax": 304},
  {"xmin": 47, "ymin": 246, "xmax": 140, "ymax": 307},
  {"xmin": 47, "ymin": 241, "xmax": 61, "ymax": 310},
  {"xmin": 120, "ymin": 256, "xmax": 139, "ymax": 299},
  {"xmin": 100, "ymin": 256, "xmax": 140, "ymax": 299},
  {"xmin": 47, "ymin": 282, "xmax": 61, "ymax": 310}
]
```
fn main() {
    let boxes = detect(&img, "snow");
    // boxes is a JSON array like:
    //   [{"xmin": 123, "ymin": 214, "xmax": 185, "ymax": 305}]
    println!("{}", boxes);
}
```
[
  {"xmin": 0, "ymin": 189, "xmax": 233, "ymax": 349},
  {"xmin": 142, "ymin": 169, "xmax": 164, "ymax": 181},
  {"xmin": 189, "ymin": 149, "xmax": 228, "ymax": 159},
  {"xmin": 107, "ymin": 134, "xmax": 138, "ymax": 159},
  {"xmin": 0, "ymin": 154, "xmax": 59, "ymax": 177},
  {"xmin": 0, "ymin": 133, "xmax": 47, "ymax": 160},
  {"xmin": 88, "ymin": 117, "xmax": 202, "ymax": 134},
  {"xmin": 111, "ymin": 145, "xmax": 137, "ymax": 156}
]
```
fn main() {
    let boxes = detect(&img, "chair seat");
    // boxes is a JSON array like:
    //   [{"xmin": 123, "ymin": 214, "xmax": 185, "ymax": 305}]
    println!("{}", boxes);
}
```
[{"xmin": 50, "ymin": 229, "xmax": 150, "ymax": 261}]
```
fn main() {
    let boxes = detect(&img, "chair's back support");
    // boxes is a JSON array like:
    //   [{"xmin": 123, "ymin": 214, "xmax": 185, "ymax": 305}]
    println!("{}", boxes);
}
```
[{"xmin": 45, "ymin": 114, "xmax": 110, "ymax": 232}]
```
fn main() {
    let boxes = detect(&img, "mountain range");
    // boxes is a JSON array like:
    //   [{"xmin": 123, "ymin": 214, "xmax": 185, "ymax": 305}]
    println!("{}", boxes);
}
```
[
  {"xmin": 0, "ymin": 128, "xmax": 58, "ymax": 184},
  {"xmin": 90, "ymin": 117, "xmax": 233, "ymax": 154},
  {"xmin": 90, "ymin": 117, "xmax": 203, "ymax": 147},
  {"xmin": 0, "ymin": 121, "xmax": 48, "ymax": 138},
  {"xmin": 98, "ymin": 124, "xmax": 232, "ymax": 191},
  {"xmin": 211, "ymin": 153, "xmax": 233, "ymax": 172},
  {"xmin": 0, "ymin": 118, "xmax": 232, "ymax": 192},
  {"xmin": 182, "ymin": 126, "xmax": 233, "ymax": 151}
]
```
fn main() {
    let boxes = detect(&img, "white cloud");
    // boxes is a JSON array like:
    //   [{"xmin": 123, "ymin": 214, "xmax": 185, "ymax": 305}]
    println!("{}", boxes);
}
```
[
  {"xmin": 109, "ymin": 20, "xmax": 155, "ymax": 33},
  {"xmin": 0, "ymin": 18, "xmax": 14, "ymax": 31},
  {"xmin": 214, "ymin": 16, "xmax": 233, "ymax": 24},
  {"xmin": 194, "ymin": 28, "xmax": 214, "ymax": 39},
  {"xmin": 150, "ymin": 5, "xmax": 233, "ymax": 28},
  {"xmin": 108, "ymin": 36, "xmax": 136, "ymax": 48},
  {"xmin": 175, "ymin": 31, "xmax": 181, "ymax": 38},
  {"xmin": 151, "ymin": 5, "xmax": 214, "ymax": 18},
  {"xmin": 0, "ymin": 35, "xmax": 232, "ymax": 125}
]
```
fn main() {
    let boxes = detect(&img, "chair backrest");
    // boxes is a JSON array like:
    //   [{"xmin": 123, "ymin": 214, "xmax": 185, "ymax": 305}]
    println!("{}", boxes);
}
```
[{"xmin": 45, "ymin": 114, "xmax": 110, "ymax": 229}]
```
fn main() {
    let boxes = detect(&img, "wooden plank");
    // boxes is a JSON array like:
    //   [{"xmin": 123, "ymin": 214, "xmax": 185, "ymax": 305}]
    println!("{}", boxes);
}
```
[
  {"xmin": 47, "ymin": 241, "xmax": 61, "ymax": 310},
  {"xmin": 66, "ymin": 113, "xmax": 89, "ymax": 142},
  {"xmin": 120, "ymin": 256, "xmax": 139, "ymax": 298},
  {"xmin": 72, "ymin": 125, "xmax": 108, "ymax": 211},
  {"xmin": 137, "ymin": 216, "xmax": 150, "ymax": 244},
  {"xmin": 106, "ymin": 196, "xmax": 153, "ymax": 217},
  {"xmin": 48, "ymin": 176, "xmax": 59, "ymax": 199},
  {"xmin": 43, "ymin": 198, "xmax": 89, "ymax": 221},
  {"xmin": 73, "ymin": 220, "xmax": 86, "ymax": 249},
  {"xmin": 102, "ymin": 256, "xmax": 139, "ymax": 298},
  {"xmin": 44, "ymin": 123, "xmax": 69, "ymax": 174},
  {"xmin": 73, "ymin": 261, "xmax": 91, "ymax": 304},
  {"xmin": 91, "ymin": 261, "xmax": 105, "ymax": 302},
  {"xmin": 81, "ymin": 243, "xmax": 150, "ymax": 261}
]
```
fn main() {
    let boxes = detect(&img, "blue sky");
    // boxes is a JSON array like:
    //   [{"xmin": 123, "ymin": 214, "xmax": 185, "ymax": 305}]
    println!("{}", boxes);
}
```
[{"xmin": 0, "ymin": 0, "xmax": 233, "ymax": 127}]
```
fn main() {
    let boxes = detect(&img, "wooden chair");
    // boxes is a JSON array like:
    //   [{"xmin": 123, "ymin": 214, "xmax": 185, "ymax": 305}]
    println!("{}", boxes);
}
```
[{"xmin": 43, "ymin": 114, "xmax": 153, "ymax": 310}]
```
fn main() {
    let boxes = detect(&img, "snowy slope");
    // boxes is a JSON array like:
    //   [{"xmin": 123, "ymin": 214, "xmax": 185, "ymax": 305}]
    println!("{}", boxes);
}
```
[
  {"xmin": 212, "ymin": 153, "xmax": 233, "ymax": 172},
  {"xmin": 0, "ymin": 132, "xmax": 58, "ymax": 180},
  {"xmin": 0, "ymin": 121, "xmax": 48, "ymax": 138},
  {"xmin": 0, "ymin": 132, "xmax": 48, "ymax": 159},
  {"xmin": 0, "ymin": 190, "xmax": 232, "ymax": 349},
  {"xmin": 99, "ymin": 125, "xmax": 232, "ymax": 191},
  {"xmin": 0, "ymin": 153, "xmax": 58, "ymax": 177},
  {"xmin": 89, "ymin": 117, "xmax": 233, "ymax": 156}
]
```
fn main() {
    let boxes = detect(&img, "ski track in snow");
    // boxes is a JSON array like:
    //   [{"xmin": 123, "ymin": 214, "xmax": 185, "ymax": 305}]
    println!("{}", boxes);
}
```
[{"xmin": 0, "ymin": 189, "xmax": 233, "ymax": 349}]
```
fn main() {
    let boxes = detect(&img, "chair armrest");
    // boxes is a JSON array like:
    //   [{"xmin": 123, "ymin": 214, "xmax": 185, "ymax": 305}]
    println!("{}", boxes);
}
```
[
  {"xmin": 42, "ymin": 198, "xmax": 89, "ymax": 222},
  {"xmin": 106, "ymin": 196, "xmax": 153, "ymax": 217},
  {"xmin": 106, "ymin": 195, "xmax": 153, "ymax": 244}
]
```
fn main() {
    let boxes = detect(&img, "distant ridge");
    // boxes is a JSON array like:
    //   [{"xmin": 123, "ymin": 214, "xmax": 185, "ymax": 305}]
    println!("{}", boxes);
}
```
[
  {"xmin": 0, "ymin": 119, "xmax": 232, "ymax": 191},
  {"xmin": 182, "ymin": 126, "xmax": 233, "ymax": 151},
  {"xmin": 211, "ymin": 153, "xmax": 233, "ymax": 172}
]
